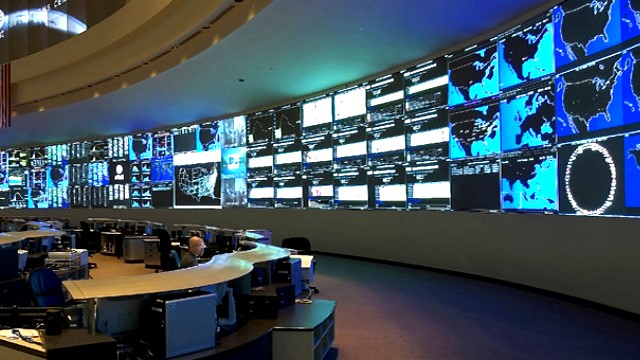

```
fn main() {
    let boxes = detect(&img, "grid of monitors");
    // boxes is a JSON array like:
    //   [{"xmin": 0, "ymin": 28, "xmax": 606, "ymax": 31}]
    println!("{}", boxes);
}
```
[{"xmin": 7, "ymin": 0, "xmax": 640, "ymax": 217}]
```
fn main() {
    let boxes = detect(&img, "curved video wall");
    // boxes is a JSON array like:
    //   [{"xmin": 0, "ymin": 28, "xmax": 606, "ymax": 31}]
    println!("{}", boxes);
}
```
[{"xmin": 1, "ymin": 0, "xmax": 640, "ymax": 220}]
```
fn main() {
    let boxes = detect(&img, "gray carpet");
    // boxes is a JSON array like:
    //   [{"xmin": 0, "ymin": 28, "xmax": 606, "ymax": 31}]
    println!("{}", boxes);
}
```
[{"xmin": 312, "ymin": 254, "xmax": 640, "ymax": 360}]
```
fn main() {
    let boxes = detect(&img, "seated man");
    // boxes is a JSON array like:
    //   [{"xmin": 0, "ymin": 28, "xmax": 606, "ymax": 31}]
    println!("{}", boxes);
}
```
[{"xmin": 180, "ymin": 236, "xmax": 205, "ymax": 268}]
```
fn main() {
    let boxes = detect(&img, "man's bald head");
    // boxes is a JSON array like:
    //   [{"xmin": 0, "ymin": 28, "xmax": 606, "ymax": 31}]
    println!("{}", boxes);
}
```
[{"xmin": 188, "ymin": 236, "xmax": 205, "ymax": 256}]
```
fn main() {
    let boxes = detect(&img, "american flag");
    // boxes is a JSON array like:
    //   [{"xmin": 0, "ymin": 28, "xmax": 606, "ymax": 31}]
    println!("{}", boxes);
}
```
[{"xmin": 0, "ymin": 62, "xmax": 10, "ymax": 128}]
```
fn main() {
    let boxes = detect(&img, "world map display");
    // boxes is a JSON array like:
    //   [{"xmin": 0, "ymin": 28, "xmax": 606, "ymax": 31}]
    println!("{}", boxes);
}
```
[
  {"xmin": 448, "ymin": 45, "xmax": 499, "ymax": 106},
  {"xmin": 501, "ymin": 87, "xmax": 556, "ymax": 151},
  {"xmin": 450, "ymin": 104, "xmax": 500, "ymax": 159},
  {"xmin": 554, "ymin": 0, "xmax": 621, "ymax": 68},
  {"xmin": 499, "ymin": 21, "xmax": 554, "ymax": 89},
  {"xmin": 556, "ymin": 53, "xmax": 625, "ymax": 137},
  {"xmin": 175, "ymin": 162, "xmax": 221, "ymax": 207},
  {"xmin": 501, "ymin": 153, "xmax": 558, "ymax": 210}
]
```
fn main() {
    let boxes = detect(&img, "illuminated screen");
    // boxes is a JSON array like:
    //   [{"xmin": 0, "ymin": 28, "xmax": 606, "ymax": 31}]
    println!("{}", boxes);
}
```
[
  {"xmin": 621, "ymin": 44, "xmax": 640, "ymax": 126},
  {"xmin": 221, "ymin": 146, "xmax": 248, "ymax": 208},
  {"xmin": 405, "ymin": 108, "xmax": 450, "ymax": 162},
  {"xmin": 369, "ymin": 164, "xmax": 406, "ymax": 209},
  {"xmin": 555, "ymin": 53, "xmax": 624, "ymax": 140},
  {"xmin": 366, "ymin": 72, "xmax": 404, "ymax": 123},
  {"xmin": 248, "ymin": 113, "xmax": 273, "ymax": 144},
  {"xmin": 151, "ymin": 157, "xmax": 174, "ymax": 183},
  {"xmin": 622, "ymin": 0, "xmax": 640, "ymax": 41},
  {"xmin": 406, "ymin": 159, "xmax": 451, "ymax": 209},
  {"xmin": 198, "ymin": 122, "xmax": 222, "ymax": 152},
  {"xmin": 273, "ymin": 106, "xmax": 301, "ymax": 141},
  {"xmin": 108, "ymin": 136, "xmax": 129, "ymax": 159},
  {"xmin": 303, "ymin": 96, "xmax": 333, "ymax": 131},
  {"xmin": 173, "ymin": 151, "xmax": 222, "ymax": 208},
  {"xmin": 448, "ymin": 44, "xmax": 499, "ymax": 107},
  {"xmin": 553, "ymin": 0, "xmax": 621, "ymax": 69},
  {"xmin": 173, "ymin": 127, "xmax": 198, "ymax": 153},
  {"xmin": 248, "ymin": 176, "xmax": 274, "ymax": 208},
  {"xmin": 333, "ymin": 126, "xmax": 368, "ymax": 168},
  {"xmin": 449, "ymin": 103, "xmax": 501, "ymax": 159},
  {"xmin": 274, "ymin": 175, "xmax": 303, "ymax": 208},
  {"xmin": 624, "ymin": 131, "xmax": 640, "ymax": 215},
  {"xmin": 153, "ymin": 132, "xmax": 173, "ymax": 158},
  {"xmin": 501, "ymin": 149, "xmax": 558, "ymax": 211},
  {"xmin": 404, "ymin": 56, "xmax": 449, "ymax": 113},
  {"xmin": 450, "ymin": 158, "xmax": 500, "ymax": 210},
  {"xmin": 129, "ymin": 134, "xmax": 152, "ymax": 160},
  {"xmin": 221, "ymin": 116, "xmax": 247, "ymax": 148},
  {"xmin": 499, "ymin": 16, "xmax": 554, "ymax": 90},
  {"xmin": 333, "ymin": 86, "xmax": 366, "ymax": 128},
  {"xmin": 500, "ymin": 84, "xmax": 556, "ymax": 151},
  {"xmin": 334, "ymin": 168, "xmax": 368, "ymax": 209},
  {"xmin": 305, "ymin": 170, "xmax": 334, "ymax": 209},
  {"xmin": 367, "ymin": 117, "xmax": 405, "ymax": 165},
  {"xmin": 558, "ymin": 136, "xmax": 625, "ymax": 215}
]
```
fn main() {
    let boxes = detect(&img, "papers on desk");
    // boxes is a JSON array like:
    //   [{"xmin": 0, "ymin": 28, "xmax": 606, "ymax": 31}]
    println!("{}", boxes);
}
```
[
  {"xmin": 0, "ymin": 329, "xmax": 40, "ymax": 338},
  {"xmin": 290, "ymin": 255, "xmax": 313, "ymax": 268},
  {"xmin": 0, "ymin": 328, "xmax": 44, "ymax": 352}
]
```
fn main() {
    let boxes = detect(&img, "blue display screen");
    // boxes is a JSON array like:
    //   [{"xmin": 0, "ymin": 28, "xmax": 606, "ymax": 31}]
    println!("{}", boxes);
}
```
[
  {"xmin": 448, "ymin": 44, "xmax": 499, "ymax": 107},
  {"xmin": 500, "ymin": 85, "xmax": 556, "ymax": 151},
  {"xmin": 499, "ymin": 18, "xmax": 554, "ymax": 90},
  {"xmin": 501, "ymin": 150, "xmax": 558, "ymax": 211},
  {"xmin": 449, "ymin": 103, "xmax": 501, "ymax": 159},
  {"xmin": 554, "ymin": 0, "xmax": 621, "ymax": 69}
]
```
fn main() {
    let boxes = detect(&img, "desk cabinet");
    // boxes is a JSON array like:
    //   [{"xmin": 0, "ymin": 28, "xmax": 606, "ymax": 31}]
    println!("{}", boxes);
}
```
[
  {"xmin": 144, "ymin": 238, "xmax": 161, "ymax": 268},
  {"xmin": 272, "ymin": 300, "xmax": 336, "ymax": 360},
  {"xmin": 100, "ymin": 232, "xmax": 121, "ymax": 256}
]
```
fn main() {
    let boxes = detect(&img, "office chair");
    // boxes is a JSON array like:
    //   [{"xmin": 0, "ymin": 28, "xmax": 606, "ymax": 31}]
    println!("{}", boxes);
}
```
[
  {"xmin": 160, "ymin": 250, "xmax": 181, "ymax": 272},
  {"xmin": 78, "ymin": 221, "xmax": 98, "ymax": 270},
  {"xmin": 26, "ymin": 268, "xmax": 66, "ymax": 307},
  {"xmin": 281, "ymin": 237, "xmax": 319, "ymax": 294},
  {"xmin": 156, "ymin": 229, "xmax": 181, "ymax": 272}
]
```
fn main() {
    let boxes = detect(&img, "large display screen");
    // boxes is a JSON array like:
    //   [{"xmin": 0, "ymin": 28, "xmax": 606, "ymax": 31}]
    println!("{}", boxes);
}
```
[
  {"xmin": 448, "ymin": 44, "xmax": 499, "ymax": 107},
  {"xmin": 9, "ymin": 0, "xmax": 640, "ymax": 219},
  {"xmin": 449, "ymin": 103, "xmax": 501, "ymax": 159},
  {"xmin": 499, "ymin": 15, "xmax": 554, "ymax": 90}
]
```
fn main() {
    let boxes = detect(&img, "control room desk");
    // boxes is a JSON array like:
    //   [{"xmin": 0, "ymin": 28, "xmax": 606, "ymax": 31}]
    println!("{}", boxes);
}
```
[
  {"xmin": 173, "ymin": 299, "xmax": 336, "ymax": 360},
  {"xmin": 0, "ymin": 328, "xmax": 116, "ymax": 360}
]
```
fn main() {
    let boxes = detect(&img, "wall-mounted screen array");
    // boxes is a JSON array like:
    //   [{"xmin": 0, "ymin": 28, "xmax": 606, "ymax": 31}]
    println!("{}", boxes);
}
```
[{"xmin": 4, "ymin": 0, "xmax": 640, "ymax": 218}]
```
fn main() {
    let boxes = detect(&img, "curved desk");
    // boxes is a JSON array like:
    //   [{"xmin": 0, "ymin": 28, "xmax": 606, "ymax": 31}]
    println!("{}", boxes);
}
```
[{"xmin": 62, "ymin": 242, "xmax": 290, "ymax": 300}]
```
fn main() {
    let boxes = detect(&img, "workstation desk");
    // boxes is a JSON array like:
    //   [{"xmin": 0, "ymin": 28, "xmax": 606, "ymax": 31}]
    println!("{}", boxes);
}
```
[{"xmin": 62, "ymin": 241, "xmax": 335, "ymax": 359}]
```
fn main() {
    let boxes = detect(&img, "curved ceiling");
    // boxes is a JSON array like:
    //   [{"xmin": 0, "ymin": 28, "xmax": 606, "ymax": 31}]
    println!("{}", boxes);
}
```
[{"xmin": 0, "ymin": 0, "xmax": 557, "ymax": 148}]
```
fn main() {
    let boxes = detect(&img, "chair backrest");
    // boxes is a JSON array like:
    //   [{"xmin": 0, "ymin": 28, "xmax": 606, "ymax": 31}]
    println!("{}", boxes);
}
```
[
  {"xmin": 281, "ymin": 237, "xmax": 312, "ymax": 254},
  {"xmin": 157, "ymin": 229, "xmax": 172, "ymax": 253},
  {"xmin": 161, "ymin": 250, "xmax": 181, "ymax": 271},
  {"xmin": 27, "ymin": 268, "xmax": 65, "ymax": 307}
]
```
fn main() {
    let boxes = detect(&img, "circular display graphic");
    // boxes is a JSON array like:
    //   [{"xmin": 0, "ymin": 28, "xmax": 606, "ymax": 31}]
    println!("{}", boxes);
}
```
[
  {"xmin": 116, "ymin": 164, "xmax": 124, "ymax": 175},
  {"xmin": 564, "ymin": 143, "xmax": 616, "ymax": 215}
]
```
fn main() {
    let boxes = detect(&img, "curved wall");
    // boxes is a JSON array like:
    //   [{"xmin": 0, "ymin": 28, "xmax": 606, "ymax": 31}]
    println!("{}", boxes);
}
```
[{"xmin": 5, "ymin": 207, "xmax": 640, "ymax": 316}]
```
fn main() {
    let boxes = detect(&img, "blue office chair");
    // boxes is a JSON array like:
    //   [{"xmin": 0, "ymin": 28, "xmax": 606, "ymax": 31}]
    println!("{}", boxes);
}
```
[
  {"xmin": 156, "ymin": 250, "xmax": 181, "ymax": 272},
  {"xmin": 26, "ymin": 268, "xmax": 66, "ymax": 307}
]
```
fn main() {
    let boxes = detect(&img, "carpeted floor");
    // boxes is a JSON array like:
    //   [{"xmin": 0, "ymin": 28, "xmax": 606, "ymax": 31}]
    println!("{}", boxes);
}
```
[
  {"xmin": 89, "ymin": 253, "xmax": 640, "ymax": 360},
  {"xmin": 312, "ymin": 255, "xmax": 640, "ymax": 360}
]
